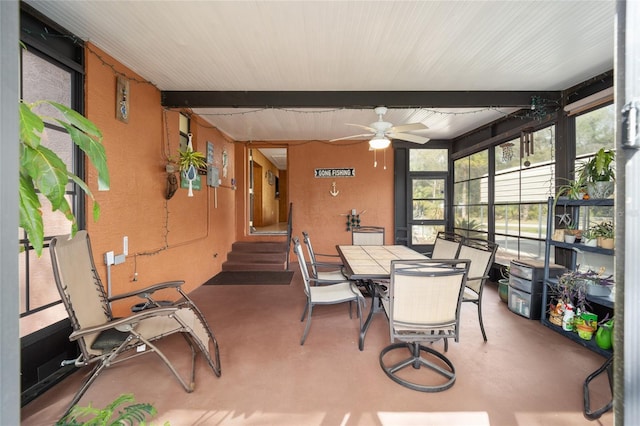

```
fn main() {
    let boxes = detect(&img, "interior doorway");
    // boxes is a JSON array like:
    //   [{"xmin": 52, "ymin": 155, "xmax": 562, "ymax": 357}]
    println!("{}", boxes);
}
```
[{"xmin": 249, "ymin": 148, "xmax": 288, "ymax": 235}]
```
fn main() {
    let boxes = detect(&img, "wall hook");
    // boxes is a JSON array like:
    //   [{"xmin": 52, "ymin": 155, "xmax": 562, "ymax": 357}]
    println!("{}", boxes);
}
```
[{"xmin": 330, "ymin": 181, "xmax": 339, "ymax": 197}]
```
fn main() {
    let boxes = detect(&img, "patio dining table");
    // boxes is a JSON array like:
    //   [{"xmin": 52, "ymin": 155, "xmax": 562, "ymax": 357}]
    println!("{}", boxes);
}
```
[{"xmin": 336, "ymin": 244, "xmax": 427, "ymax": 350}]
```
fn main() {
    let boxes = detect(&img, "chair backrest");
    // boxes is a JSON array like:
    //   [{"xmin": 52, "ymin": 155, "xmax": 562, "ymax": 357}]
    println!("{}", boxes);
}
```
[
  {"xmin": 352, "ymin": 226, "xmax": 385, "ymax": 245},
  {"xmin": 301, "ymin": 231, "xmax": 319, "ymax": 278},
  {"xmin": 292, "ymin": 237, "xmax": 312, "ymax": 298},
  {"xmin": 431, "ymin": 231, "xmax": 463, "ymax": 259},
  {"xmin": 50, "ymin": 231, "xmax": 112, "ymax": 353},
  {"xmin": 457, "ymin": 238, "xmax": 498, "ymax": 294},
  {"xmin": 388, "ymin": 259, "xmax": 470, "ymax": 343}
]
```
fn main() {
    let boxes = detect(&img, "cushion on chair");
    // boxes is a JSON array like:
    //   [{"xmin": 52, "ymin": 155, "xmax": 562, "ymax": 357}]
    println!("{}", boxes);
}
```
[{"xmin": 90, "ymin": 327, "xmax": 130, "ymax": 351}]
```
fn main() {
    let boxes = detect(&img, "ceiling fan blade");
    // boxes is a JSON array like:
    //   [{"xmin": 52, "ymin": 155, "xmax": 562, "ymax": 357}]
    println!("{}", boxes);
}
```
[
  {"xmin": 345, "ymin": 123, "xmax": 376, "ymax": 132},
  {"xmin": 389, "ymin": 122, "xmax": 428, "ymax": 133},
  {"xmin": 388, "ymin": 132, "xmax": 430, "ymax": 144},
  {"xmin": 330, "ymin": 133, "xmax": 373, "ymax": 142}
]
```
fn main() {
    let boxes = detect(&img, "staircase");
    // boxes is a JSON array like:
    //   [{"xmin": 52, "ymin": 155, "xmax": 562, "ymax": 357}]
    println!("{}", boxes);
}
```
[{"xmin": 222, "ymin": 241, "xmax": 289, "ymax": 271}]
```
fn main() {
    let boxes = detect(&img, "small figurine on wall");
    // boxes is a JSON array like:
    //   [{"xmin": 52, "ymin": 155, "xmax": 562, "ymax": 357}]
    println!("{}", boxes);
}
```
[{"xmin": 116, "ymin": 76, "xmax": 129, "ymax": 123}]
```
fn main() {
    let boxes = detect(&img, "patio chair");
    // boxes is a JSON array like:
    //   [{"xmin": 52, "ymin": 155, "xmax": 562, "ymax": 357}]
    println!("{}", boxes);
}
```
[
  {"xmin": 379, "ymin": 259, "xmax": 470, "ymax": 392},
  {"xmin": 293, "ymin": 237, "xmax": 364, "ymax": 345},
  {"xmin": 427, "ymin": 231, "xmax": 463, "ymax": 259},
  {"xmin": 457, "ymin": 237, "xmax": 498, "ymax": 341},
  {"xmin": 352, "ymin": 226, "xmax": 385, "ymax": 245},
  {"xmin": 302, "ymin": 231, "xmax": 347, "ymax": 282},
  {"xmin": 49, "ymin": 231, "xmax": 221, "ymax": 414}
]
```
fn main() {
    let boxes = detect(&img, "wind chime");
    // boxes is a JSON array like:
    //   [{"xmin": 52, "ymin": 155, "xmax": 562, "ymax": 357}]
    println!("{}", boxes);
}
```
[{"xmin": 520, "ymin": 128, "xmax": 535, "ymax": 167}]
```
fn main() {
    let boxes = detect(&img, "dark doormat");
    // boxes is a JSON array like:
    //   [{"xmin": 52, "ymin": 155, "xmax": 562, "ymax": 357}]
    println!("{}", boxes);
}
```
[{"xmin": 204, "ymin": 270, "xmax": 294, "ymax": 286}]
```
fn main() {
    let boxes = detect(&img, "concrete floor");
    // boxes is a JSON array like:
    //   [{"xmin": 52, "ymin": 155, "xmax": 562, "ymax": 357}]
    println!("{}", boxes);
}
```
[{"xmin": 21, "ymin": 269, "xmax": 614, "ymax": 425}]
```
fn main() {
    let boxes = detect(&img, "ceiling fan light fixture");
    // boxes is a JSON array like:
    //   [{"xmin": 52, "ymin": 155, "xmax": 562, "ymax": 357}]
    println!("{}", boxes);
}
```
[{"xmin": 369, "ymin": 135, "xmax": 390, "ymax": 150}]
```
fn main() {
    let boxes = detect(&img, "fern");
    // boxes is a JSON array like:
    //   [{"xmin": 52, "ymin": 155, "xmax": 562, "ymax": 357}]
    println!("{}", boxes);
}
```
[{"xmin": 56, "ymin": 393, "xmax": 167, "ymax": 426}]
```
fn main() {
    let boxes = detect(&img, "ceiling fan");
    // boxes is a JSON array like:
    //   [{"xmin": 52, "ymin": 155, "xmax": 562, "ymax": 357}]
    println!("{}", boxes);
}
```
[{"xmin": 331, "ymin": 106, "xmax": 430, "ymax": 149}]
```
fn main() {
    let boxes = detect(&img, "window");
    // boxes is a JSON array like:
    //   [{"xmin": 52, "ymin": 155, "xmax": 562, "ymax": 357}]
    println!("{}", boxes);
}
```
[
  {"xmin": 19, "ymin": 47, "xmax": 85, "ymax": 337},
  {"xmin": 493, "ymin": 126, "xmax": 556, "ymax": 262},
  {"xmin": 453, "ymin": 150, "xmax": 489, "ymax": 239},
  {"xmin": 408, "ymin": 149, "xmax": 448, "ymax": 246},
  {"xmin": 573, "ymin": 104, "xmax": 615, "ymax": 274}
]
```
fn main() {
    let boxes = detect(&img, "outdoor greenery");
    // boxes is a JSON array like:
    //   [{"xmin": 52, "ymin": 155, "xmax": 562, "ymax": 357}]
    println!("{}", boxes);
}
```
[
  {"xmin": 454, "ymin": 104, "xmax": 613, "ymax": 259},
  {"xmin": 19, "ymin": 100, "xmax": 109, "ymax": 256}
]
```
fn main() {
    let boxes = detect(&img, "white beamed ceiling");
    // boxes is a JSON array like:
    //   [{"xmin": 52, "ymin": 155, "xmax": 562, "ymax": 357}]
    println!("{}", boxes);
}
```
[{"xmin": 26, "ymin": 0, "xmax": 615, "ymax": 142}]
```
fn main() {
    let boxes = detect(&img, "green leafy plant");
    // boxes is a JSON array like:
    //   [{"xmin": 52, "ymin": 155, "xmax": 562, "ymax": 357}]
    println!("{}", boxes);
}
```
[
  {"xmin": 500, "ymin": 265, "xmax": 510, "ymax": 280},
  {"xmin": 56, "ymin": 393, "xmax": 167, "ymax": 426},
  {"xmin": 591, "ymin": 220, "xmax": 614, "ymax": 239},
  {"xmin": 581, "ymin": 226, "xmax": 597, "ymax": 241},
  {"xmin": 578, "ymin": 148, "xmax": 615, "ymax": 183},
  {"xmin": 551, "ymin": 269, "xmax": 589, "ymax": 313},
  {"xmin": 551, "ymin": 267, "xmax": 614, "ymax": 314},
  {"xmin": 177, "ymin": 148, "xmax": 206, "ymax": 172},
  {"xmin": 19, "ymin": 100, "xmax": 110, "ymax": 256},
  {"xmin": 555, "ymin": 175, "xmax": 586, "ymax": 200}
]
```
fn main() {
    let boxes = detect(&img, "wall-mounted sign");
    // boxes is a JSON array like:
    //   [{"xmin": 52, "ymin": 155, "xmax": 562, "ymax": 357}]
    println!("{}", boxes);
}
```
[
  {"xmin": 314, "ymin": 168, "xmax": 355, "ymax": 178},
  {"xmin": 181, "ymin": 173, "xmax": 201, "ymax": 191}
]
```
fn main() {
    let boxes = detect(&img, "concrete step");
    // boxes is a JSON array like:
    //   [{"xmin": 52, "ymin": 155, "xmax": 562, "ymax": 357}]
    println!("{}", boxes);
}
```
[
  {"xmin": 222, "ymin": 240, "xmax": 289, "ymax": 272},
  {"xmin": 227, "ymin": 251, "xmax": 287, "ymax": 263},
  {"xmin": 231, "ymin": 241, "xmax": 288, "ymax": 253},
  {"xmin": 221, "ymin": 260, "xmax": 287, "ymax": 272}
]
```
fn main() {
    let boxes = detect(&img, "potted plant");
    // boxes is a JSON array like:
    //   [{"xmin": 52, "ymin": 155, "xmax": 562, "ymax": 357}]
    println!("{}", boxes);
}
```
[
  {"xmin": 581, "ymin": 226, "xmax": 598, "ymax": 247},
  {"xmin": 498, "ymin": 265, "xmax": 510, "ymax": 303},
  {"xmin": 19, "ymin": 100, "xmax": 109, "ymax": 256},
  {"xmin": 580, "ymin": 267, "xmax": 615, "ymax": 297},
  {"xmin": 591, "ymin": 220, "xmax": 614, "ymax": 249},
  {"xmin": 552, "ymin": 269, "xmax": 590, "ymax": 314},
  {"xmin": 564, "ymin": 222, "xmax": 581, "ymax": 243},
  {"xmin": 578, "ymin": 148, "xmax": 615, "ymax": 199},
  {"xmin": 555, "ymin": 175, "xmax": 586, "ymax": 201},
  {"xmin": 177, "ymin": 133, "xmax": 207, "ymax": 197}
]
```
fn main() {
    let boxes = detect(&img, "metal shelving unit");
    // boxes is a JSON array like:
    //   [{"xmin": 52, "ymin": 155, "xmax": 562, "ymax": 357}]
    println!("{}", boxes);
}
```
[{"xmin": 541, "ymin": 197, "xmax": 614, "ymax": 357}]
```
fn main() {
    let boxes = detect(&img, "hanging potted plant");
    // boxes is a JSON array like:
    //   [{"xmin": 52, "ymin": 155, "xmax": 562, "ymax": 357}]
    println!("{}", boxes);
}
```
[
  {"xmin": 177, "ymin": 133, "xmax": 207, "ymax": 197},
  {"xmin": 578, "ymin": 148, "xmax": 615, "ymax": 199}
]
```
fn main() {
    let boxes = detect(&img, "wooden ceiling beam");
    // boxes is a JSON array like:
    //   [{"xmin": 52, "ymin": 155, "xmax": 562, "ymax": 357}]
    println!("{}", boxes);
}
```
[{"xmin": 161, "ymin": 90, "xmax": 561, "ymax": 109}]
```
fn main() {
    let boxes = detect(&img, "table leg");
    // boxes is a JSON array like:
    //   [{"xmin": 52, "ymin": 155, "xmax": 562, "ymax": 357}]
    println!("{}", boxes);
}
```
[{"xmin": 359, "ymin": 280, "xmax": 378, "ymax": 351}]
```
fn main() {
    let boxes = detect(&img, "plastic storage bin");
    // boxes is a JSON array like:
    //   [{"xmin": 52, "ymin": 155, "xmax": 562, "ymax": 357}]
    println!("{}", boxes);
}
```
[{"xmin": 508, "ymin": 286, "xmax": 542, "ymax": 320}]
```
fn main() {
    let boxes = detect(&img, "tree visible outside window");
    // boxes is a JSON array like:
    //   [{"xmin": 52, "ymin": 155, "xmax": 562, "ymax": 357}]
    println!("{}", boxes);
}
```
[{"xmin": 409, "ymin": 149, "xmax": 448, "ymax": 245}]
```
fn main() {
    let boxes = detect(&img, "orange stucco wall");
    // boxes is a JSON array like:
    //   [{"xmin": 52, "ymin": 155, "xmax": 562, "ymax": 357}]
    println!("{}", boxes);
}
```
[
  {"xmin": 288, "ymin": 141, "xmax": 394, "ymax": 254},
  {"xmin": 81, "ymin": 44, "xmax": 395, "ymax": 316},
  {"xmin": 84, "ymin": 44, "xmax": 237, "ymax": 316}
]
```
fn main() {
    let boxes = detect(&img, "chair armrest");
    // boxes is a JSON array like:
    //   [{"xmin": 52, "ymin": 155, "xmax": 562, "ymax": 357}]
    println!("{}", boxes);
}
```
[
  {"xmin": 315, "ymin": 252, "xmax": 341, "ymax": 259},
  {"xmin": 108, "ymin": 280, "xmax": 186, "ymax": 302},
  {"xmin": 314, "ymin": 261, "xmax": 345, "ymax": 269},
  {"xmin": 68, "ymin": 307, "xmax": 179, "ymax": 341},
  {"xmin": 309, "ymin": 277, "xmax": 349, "ymax": 286},
  {"xmin": 467, "ymin": 274, "xmax": 490, "ymax": 282}
]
